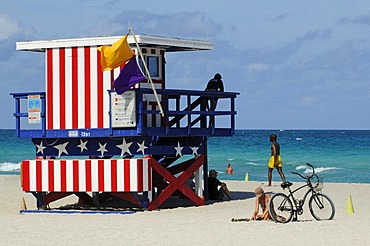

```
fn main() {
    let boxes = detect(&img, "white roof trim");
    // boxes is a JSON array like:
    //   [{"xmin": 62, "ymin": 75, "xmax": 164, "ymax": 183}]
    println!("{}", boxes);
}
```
[{"xmin": 16, "ymin": 34, "xmax": 213, "ymax": 52}]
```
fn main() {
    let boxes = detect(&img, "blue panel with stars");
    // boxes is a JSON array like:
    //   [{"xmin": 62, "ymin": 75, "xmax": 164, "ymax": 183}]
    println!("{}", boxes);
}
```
[{"xmin": 32, "ymin": 137, "xmax": 205, "ymax": 158}]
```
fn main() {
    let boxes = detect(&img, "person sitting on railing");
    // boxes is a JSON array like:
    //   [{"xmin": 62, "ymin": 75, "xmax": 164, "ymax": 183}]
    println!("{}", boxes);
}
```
[{"xmin": 204, "ymin": 73, "xmax": 224, "ymax": 110}]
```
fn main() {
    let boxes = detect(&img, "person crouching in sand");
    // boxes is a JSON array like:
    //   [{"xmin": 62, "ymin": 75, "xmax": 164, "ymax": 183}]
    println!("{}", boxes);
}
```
[{"xmin": 251, "ymin": 187, "xmax": 271, "ymax": 220}]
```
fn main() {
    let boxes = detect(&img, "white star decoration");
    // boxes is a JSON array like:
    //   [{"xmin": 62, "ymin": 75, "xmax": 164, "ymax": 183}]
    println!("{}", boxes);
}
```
[
  {"xmin": 36, "ymin": 141, "xmax": 46, "ymax": 154},
  {"xmin": 53, "ymin": 142, "xmax": 69, "ymax": 158},
  {"xmin": 97, "ymin": 142, "xmax": 108, "ymax": 157},
  {"xmin": 174, "ymin": 142, "xmax": 183, "ymax": 157},
  {"xmin": 137, "ymin": 140, "xmax": 148, "ymax": 155},
  {"xmin": 190, "ymin": 146, "xmax": 199, "ymax": 156},
  {"xmin": 77, "ymin": 139, "xmax": 88, "ymax": 153},
  {"xmin": 117, "ymin": 138, "xmax": 132, "ymax": 157}
]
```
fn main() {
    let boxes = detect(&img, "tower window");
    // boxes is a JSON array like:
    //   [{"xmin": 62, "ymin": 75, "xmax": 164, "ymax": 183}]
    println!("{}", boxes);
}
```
[{"xmin": 138, "ymin": 54, "xmax": 161, "ymax": 79}]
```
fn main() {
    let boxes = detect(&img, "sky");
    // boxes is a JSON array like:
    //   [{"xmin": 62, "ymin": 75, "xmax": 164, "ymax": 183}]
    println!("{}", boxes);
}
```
[{"xmin": 1, "ymin": 0, "xmax": 369, "ymax": 130}]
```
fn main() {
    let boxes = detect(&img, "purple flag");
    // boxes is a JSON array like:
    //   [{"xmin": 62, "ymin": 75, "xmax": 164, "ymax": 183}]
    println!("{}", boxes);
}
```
[{"xmin": 114, "ymin": 56, "xmax": 146, "ymax": 95}]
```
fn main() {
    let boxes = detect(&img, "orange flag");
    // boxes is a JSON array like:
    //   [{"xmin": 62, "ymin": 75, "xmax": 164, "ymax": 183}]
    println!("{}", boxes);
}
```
[{"xmin": 97, "ymin": 34, "xmax": 134, "ymax": 71}]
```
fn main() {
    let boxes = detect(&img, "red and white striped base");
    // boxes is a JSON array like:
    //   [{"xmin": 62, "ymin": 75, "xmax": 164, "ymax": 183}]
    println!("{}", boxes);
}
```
[{"xmin": 21, "ymin": 158, "xmax": 151, "ymax": 192}]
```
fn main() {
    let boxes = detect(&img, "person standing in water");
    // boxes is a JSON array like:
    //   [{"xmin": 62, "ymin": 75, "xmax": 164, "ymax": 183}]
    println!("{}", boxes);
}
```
[
  {"xmin": 267, "ymin": 134, "xmax": 285, "ymax": 186},
  {"xmin": 226, "ymin": 163, "xmax": 235, "ymax": 174}
]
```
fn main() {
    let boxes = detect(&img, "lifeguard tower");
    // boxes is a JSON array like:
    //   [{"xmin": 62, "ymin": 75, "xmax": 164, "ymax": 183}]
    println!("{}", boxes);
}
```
[{"xmin": 11, "ymin": 33, "xmax": 239, "ymax": 211}]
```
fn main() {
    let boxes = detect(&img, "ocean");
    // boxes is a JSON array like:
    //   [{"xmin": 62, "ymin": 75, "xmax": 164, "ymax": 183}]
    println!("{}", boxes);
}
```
[{"xmin": 1, "ymin": 129, "xmax": 369, "ymax": 184}]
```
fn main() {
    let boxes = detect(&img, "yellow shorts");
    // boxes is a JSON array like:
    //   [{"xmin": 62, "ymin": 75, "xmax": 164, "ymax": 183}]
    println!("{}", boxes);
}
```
[{"xmin": 268, "ymin": 155, "xmax": 282, "ymax": 169}]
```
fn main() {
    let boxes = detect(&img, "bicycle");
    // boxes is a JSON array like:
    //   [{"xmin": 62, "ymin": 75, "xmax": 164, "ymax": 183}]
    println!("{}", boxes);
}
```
[{"xmin": 268, "ymin": 163, "xmax": 335, "ymax": 223}]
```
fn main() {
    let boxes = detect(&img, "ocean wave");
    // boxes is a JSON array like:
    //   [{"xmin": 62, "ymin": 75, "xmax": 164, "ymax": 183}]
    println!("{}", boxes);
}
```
[
  {"xmin": 296, "ymin": 137, "xmax": 303, "ymax": 141},
  {"xmin": 0, "ymin": 162, "xmax": 20, "ymax": 172},
  {"xmin": 296, "ymin": 165, "xmax": 307, "ymax": 170},
  {"xmin": 313, "ymin": 167, "xmax": 341, "ymax": 174},
  {"xmin": 295, "ymin": 165, "xmax": 341, "ymax": 174},
  {"xmin": 245, "ymin": 162, "xmax": 262, "ymax": 166}
]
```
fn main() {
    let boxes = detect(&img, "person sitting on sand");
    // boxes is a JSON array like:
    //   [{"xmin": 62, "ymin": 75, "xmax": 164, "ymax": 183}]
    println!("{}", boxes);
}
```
[
  {"xmin": 208, "ymin": 170, "xmax": 232, "ymax": 200},
  {"xmin": 251, "ymin": 187, "xmax": 271, "ymax": 220},
  {"xmin": 226, "ymin": 163, "xmax": 235, "ymax": 174}
]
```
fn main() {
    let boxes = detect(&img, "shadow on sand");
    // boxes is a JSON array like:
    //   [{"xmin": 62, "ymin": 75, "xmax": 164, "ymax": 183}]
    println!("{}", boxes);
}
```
[{"xmin": 51, "ymin": 190, "xmax": 258, "ymax": 212}]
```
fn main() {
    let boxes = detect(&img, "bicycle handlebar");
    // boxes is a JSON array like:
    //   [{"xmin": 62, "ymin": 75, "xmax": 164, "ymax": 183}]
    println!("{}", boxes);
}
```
[
  {"xmin": 306, "ymin": 163, "xmax": 315, "ymax": 175},
  {"xmin": 290, "ymin": 171, "xmax": 307, "ymax": 180},
  {"xmin": 290, "ymin": 163, "xmax": 316, "ymax": 180}
]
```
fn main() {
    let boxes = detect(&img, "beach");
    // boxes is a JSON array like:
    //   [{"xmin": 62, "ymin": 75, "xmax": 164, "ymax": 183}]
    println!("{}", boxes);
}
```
[{"xmin": 0, "ymin": 175, "xmax": 369, "ymax": 246}]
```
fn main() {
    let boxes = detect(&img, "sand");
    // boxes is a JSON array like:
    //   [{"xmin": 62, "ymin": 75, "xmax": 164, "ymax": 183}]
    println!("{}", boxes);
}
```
[{"xmin": 0, "ymin": 175, "xmax": 369, "ymax": 246}]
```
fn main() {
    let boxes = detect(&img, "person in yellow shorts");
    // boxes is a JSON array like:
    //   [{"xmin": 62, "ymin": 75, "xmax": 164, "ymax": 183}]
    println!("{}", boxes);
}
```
[
  {"xmin": 267, "ymin": 134, "xmax": 285, "ymax": 186},
  {"xmin": 268, "ymin": 155, "xmax": 282, "ymax": 169}
]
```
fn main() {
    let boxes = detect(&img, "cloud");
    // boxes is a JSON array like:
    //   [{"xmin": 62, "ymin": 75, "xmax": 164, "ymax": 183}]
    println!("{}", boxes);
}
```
[
  {"xmin": 284, "ymin": 28, "xmax": 332, "ymax": 54},
  {"xmin": 87, "ymin": 11, "xmax": 229, "ymax": 90},
  {"xmin": 0, "ymin": 13, "xmax": 37, "ymax": 60},
  {"xmin": 274, "ymin": 13, "xmax": 290, "ymax": 21},
  {"xmin": 92, "ymin": 10, "xmax": 222, "ymax": 40},
  {"xmin": 0, "ymin": 13, "xmax": 38, "ymax": 71},
  {"xmin": 0, "ymin": 14, "xmax": 22, "ymax": 40},
  {"xmin": 298, "ymin": 40, "xmax": 370, "ymax": 81},
  {"xmin": 0, "ymin": 14, "xmax": 24, "ymax": 60},
  {"xmin": 89, "ymin": 11, "xmax": 334, "ymax": 94},
  {"xmin": 299, "ymin": 95, "xmax": 318, "ymax": 108},
  {"xmin": 247, "ymin": 63, "xmax": 269, "ymax": 73},
  {"xmin": 0, "ymin": 14, "xmax": 43, "ymax": 112},
  {"xmin": 337, "ymin": 11, "xmax": 370, "ymax": 25},
  {"xmin": 223, "ymin": 24, "xmax": 369, "ymax": 128},
  {"xmin": 239, "ymin": 28, "xmax": 332, "ymax": 66}
]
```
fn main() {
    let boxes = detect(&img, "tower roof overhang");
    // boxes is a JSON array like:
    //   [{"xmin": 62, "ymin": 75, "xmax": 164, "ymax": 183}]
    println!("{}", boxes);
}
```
[{"xmin": 16, "ymin": 34, "xmax": 214, "ymax": 52}]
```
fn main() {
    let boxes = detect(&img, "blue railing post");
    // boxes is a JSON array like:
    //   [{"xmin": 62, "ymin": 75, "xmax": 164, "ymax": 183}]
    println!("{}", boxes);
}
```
[
  {"xmin": 15, "ymin": 97, "xmax": 20, "ymax": 138},
  {"xmin": 164, "ymin": 92, "xmax": 170, "ymax": 135},
  {"xmin": 200, "ymin": 95, "xmax": 207, "ymax": 128},
  {"xmin": 231, "ymin": 97, "xmax": 236, "ymax": 135},
  {"xmin": 187, "ymin": 94, "xmax": 191, "ymax": 134},
  {"xmin": 176, "ymin": 96, "xmax": 180, "ymax": 128},
  {"xmin": 41, "ymin": 93, "xmax": 46, "ymax": 137},
  {"xmin": 210, "ymin": 95, "xmax": 215, "ymax": 135},
  {"xmin": 136, "ymin": 90, "xmax": 143, "ymax": 135},
  {"xmin": 108, "ymin": 90, "xmax": 113, "ymax": 136}
]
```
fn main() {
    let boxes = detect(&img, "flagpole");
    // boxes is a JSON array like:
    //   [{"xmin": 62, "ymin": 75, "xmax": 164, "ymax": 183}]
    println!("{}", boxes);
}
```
[{"xmin": 129, "ymin": 27, "xmax": 165, "ymax": 117}]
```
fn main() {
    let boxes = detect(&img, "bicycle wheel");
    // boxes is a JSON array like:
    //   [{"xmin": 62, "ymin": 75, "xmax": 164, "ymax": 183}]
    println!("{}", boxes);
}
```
[
  {"xmin": 268, "ymin": 193, "xmax": 293, "ymax": 223},
  {"xmin": 309, "ymin": 193, "xmax": 335, "ymax": 220}
]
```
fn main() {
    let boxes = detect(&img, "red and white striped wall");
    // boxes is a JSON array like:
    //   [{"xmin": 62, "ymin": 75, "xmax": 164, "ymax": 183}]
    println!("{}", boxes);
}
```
[
  {"xmin": 21, "ymin": 158, "xmax": 152, "ymax": 192},
  {"xmin": 46, "ymin": 47, "xmax": 121, "ymax": 130},
  {"xmin": 45, "ymin": 46, "xmax": 165, "ymax": 130}
]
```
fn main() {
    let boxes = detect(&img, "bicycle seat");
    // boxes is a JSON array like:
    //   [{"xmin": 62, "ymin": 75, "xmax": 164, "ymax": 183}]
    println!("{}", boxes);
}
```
[{"xmin": 281, "ymin": 181, "xmax": 293, "ymax": 189}]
